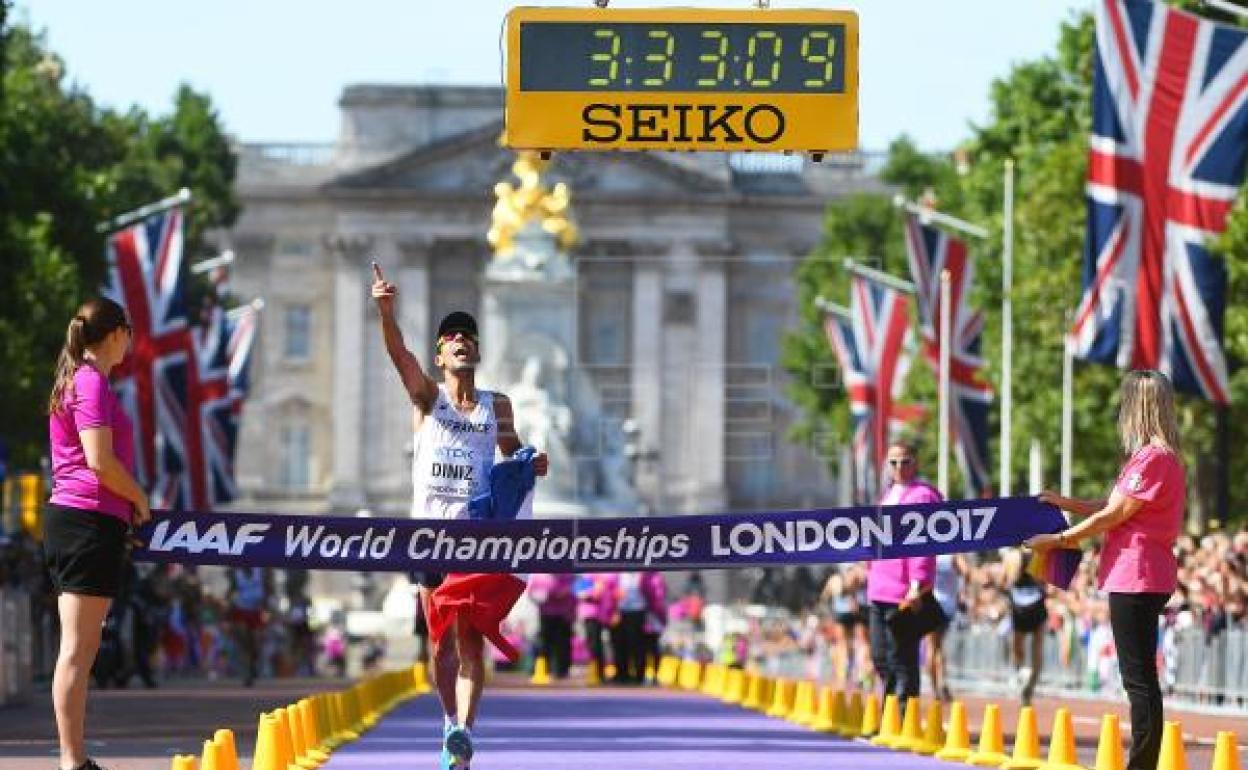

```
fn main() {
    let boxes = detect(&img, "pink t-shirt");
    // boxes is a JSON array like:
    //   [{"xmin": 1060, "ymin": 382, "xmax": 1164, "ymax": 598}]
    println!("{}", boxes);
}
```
[
  {"xmin": 867, "ymin": 480, "xmax": 940, "ymax": 603},
  {"xmin": 1099, "ymin": 445, "xmax": 1184, "ymax": 594},
  {"xmin": 49, "ymin": 365, "xmax": 135, "ymax": 522}
]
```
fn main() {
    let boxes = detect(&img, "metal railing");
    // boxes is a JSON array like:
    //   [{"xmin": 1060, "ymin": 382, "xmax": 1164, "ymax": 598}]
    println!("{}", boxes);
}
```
[
  {"xmin": 0, "ymin": 590, "xmax": 34, "ymax": 707},
  {"xmin": 943, "ymin": 624, "xmax": 1248, "ymax": 713}
]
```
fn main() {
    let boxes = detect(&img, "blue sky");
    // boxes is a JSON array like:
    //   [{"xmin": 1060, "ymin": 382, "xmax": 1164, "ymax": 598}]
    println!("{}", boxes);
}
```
[{"xmin": 19, "ymin": 0, "xmax": 1090, "ymax": 150}]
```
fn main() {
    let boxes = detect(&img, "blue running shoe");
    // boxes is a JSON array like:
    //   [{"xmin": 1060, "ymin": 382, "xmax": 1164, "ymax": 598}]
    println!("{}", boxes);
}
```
[{"xmin": 444, "ymin": 726, "xmax": 473, "ymax": 768}]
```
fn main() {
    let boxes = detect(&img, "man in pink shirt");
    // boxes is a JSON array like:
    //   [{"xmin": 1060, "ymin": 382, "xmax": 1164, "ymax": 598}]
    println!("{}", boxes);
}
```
[{"xmin": 867, "ymin": 442, "xmax": 939, "ymax": 700}]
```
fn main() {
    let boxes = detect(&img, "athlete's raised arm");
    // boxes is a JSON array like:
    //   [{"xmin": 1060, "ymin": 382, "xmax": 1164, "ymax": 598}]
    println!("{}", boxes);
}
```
[{"xmin": 371, "ymin": 261, "xmax": 438, "ymax": 410}]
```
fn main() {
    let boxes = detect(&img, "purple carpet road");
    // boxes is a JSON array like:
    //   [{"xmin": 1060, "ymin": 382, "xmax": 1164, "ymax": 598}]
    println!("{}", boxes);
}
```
[{"xmin": 324, "ymin": 685, "xmax": 943, "ymax": 770}]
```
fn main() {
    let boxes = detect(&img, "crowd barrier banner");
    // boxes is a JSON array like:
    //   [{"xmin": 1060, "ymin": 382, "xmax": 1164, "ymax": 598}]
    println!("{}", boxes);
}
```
[{"xmin": 132, "ymin": 496, "xmax": 1064, "ymax": 573}]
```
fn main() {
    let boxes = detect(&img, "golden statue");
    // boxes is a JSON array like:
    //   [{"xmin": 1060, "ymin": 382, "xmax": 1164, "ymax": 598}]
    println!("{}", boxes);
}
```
[{"xmin": 488, "ymin": 150, "xmax": 579, "ymax": 256}]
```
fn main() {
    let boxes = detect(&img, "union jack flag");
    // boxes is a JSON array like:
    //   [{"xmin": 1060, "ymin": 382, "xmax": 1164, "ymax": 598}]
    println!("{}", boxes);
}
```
[
  {"xmin": 1071, "ymin": 0, "xmax": 1247, "ymax": 404},
  {"xmin": 192, "ymin": 303, "xmax": 260, "ymax": 507},
  {"xmin": 823, "ymin": 275, "xmax": 919, "ymax": 503},
  {"xmin": 104, "ymin": 208, "xmax": 190, "ymax": 495},
  {"xmin": 904, "ymin": 214, "xmax": 994, "ymax": 497}
]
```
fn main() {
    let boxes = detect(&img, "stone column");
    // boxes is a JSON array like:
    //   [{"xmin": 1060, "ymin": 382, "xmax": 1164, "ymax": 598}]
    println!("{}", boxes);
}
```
[
  {"xmin": 692, "ymin": 249, "xmax": 727, "ymax": 513},
  {"xmin": 630, "ymin": 258, "xmax": 664, "ymax": 510},
  {"xmin": 327, "ymin": 233, "xmax": 373, "ymax": 509},
  {"xmin": 393, "ymin": 236, "xmax": 432, "ymax": 507}
]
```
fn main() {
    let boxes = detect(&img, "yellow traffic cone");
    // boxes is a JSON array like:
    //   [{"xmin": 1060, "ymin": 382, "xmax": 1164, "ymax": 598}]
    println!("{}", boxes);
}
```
[
  {"xmin": 828, "ymin": 689, "xmax": 849, "ymax": 736},
  {"xmin": 412, "ymin": 661, "xmax": 431, "ymax": 694},
  {"xmin": 1093, "ymin": 715, "xmax": 1124, "ymax": 770},
  {"xmin": 813, "ymin": 687, "xmax": 840, "ymax": 733},
  {"xmin": 789, "ymin": 681, "xmax": 817, "ymax": 725},
  {"xmin": 252, "ymin": 714, "xmax": 282, "ymax": 770},
  {"xmin": 701, "ymin": 664, "xmax": 725, "ymax": 697},
  {"xmin": 858, "ymin": 692, "xmax": 879, "ymax": 737},
  {"xmin": 531, "ymin": 656, "xmax": 552, "ymax": 685},
  {"xmin": 1154, "ymin": 722, "xmax": 1187, "ymax": 770},
  {"xmin": 213, "ymin": 729, "xmax": 239, "ymax": 770},
  {"xmin": 289, "ymin": 703, "xmax": 318, "ymax": 770},
  {"xmin": 870, "ymin": 694, "xmax": 902, "ymax": 746},
  {"xmin": 967, "ymin": 703, "xmax": 1009, "ymax": 766},
  {"xmin": 891, "ymin": 696, "xmax": 925, "ymax": 750},
  {"xmin": 172, "ymin": 755, "xmax": 197, "ymax": 770},
  {"xmin": 586, "ymin": 659, "xmax": 602, "ymax": 686},
  {"xmin": 936, "ymin": 701, "xmax": 973, "ymax": 762},
  {"xmin": 300, "ymin": 699, "xmax": 332, "ymax": 765},
  {"xmin": 1211, "ymin": 732, "xmax": 1240, "ymax": 770},
  {"xmin": 657, "ymin": 657, "xmax": 678, "ymax": 687},
  {"xmin": 754, "ymin": 678, "xmax": 775, "ymax": 714},
  {"xmin": 680, "ymin": 659, "xmax": 704, "ymax": 690},
  {"xmin": 767, "ymin": 678, "xmax": 797, "ymax": 718},
  {"xmin": 1038, "ymin": 707, "xmax": 1085, "ymax": 770},
  {"xmin": 274, "ymin": 707, "xmax": 299, "ymax": 770},
  {"xmin": 916, "ymin": 700, "xmax": 945, "ymax": 755},
  {"xmin": 741, "ymin": 672, "xmax": 763, "ymax": 709},
  {"xmin": 1002, "ymin": 707, "xmax": 1044, "ymax": 770},
  {"xmin": 200, "ymin": 739, "xmax": 222, "ymax": 770},
  {"xmin": 721, "ymin": 668, "xmax": 746, "ymax": 705}
]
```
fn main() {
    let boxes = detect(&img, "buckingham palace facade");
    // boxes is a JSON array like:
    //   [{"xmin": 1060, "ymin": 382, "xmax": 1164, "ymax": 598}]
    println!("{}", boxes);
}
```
[{"xmin": 223, "ymin": 84, "xmax": 885, "ymax": 525}]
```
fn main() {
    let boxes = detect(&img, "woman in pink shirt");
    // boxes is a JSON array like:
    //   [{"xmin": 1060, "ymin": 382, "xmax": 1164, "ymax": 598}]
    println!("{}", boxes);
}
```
[
  {"xmin": 867, "ymin": 441, "xmax": 939, "ymax": 700},
  {"xmin": 1028, "ymin": 370, "xmax": 1184, "ymax": 770},
  {"xmin": 45, "ymin": 298, "xmax": 151, "ymax": 770}
]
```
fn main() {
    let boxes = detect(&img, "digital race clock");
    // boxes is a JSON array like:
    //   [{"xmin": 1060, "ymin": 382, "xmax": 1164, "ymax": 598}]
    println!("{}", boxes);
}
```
[{"xmin": 503, "ymin": 7, "xmax": 859, "ymax": 153}]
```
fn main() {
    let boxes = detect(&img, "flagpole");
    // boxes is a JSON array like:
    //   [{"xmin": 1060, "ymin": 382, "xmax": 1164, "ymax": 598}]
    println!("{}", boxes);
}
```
[
  {"xmin": 938, "ymin": 270, "xmax": 952, "ymax": 498},
  {"xmin": 1000, "ymin": 159, "xmax": 1015, "ymax": 497},
  {"xmin": 96, "ymin": 187, "xmax": 193, "ymax": 233},
  {"xmin": 892, "ymin": 196, "xmax": 990, "ymax": 240},
  {"xmin": 1060, "ymin": 332, "xmax": 1074, "ymax": 497},
  {"xmin": 843, "ymin": 258, "xmax": 917, "ymax": 295},
  {"xmin": 1204, "ymin": 0, "xmax": 1248, "ymax": 21}
]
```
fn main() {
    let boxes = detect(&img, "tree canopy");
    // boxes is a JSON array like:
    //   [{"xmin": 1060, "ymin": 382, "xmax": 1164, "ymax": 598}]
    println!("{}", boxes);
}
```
[{"xmin": 0, "ymin": 4, "xmax": 238, "ymax": 466}]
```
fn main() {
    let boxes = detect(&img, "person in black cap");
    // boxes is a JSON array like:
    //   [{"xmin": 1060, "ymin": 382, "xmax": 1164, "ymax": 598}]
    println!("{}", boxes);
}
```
[{"xmin": 371, "ymin": 263, "xmax": 547, "ymax": 770}]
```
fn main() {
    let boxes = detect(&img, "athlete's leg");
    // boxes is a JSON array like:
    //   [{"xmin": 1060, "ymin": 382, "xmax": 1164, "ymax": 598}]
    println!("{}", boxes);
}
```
[
  {"xmin": 424, "ymin": 585, "xmax": 460, "ymax": 723},
  {"xmin": 455, "ymin": 621, "xmax": 487, "ymax": 728}
]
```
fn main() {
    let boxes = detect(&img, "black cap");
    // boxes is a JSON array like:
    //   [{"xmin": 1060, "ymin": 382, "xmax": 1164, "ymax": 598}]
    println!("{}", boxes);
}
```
[{"xmin": 436, "ymin": 311, "xmax": 478, "ymax": 340}]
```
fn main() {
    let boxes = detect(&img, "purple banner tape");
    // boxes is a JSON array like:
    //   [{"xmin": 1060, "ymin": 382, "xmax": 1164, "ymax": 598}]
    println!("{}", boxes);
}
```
[{"xmin": 131, "ymin": 496, "xmax": 1065, "ymax": 573}]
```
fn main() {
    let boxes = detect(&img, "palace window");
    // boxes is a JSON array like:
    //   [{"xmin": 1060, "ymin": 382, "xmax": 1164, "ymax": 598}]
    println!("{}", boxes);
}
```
[
  {"xmin": 279, "ymin": 422, "xmax": 311, "ymax": 490},
  {"xmin": 283, "ymin": 305, "xmax": 312, "ymax": 361}
]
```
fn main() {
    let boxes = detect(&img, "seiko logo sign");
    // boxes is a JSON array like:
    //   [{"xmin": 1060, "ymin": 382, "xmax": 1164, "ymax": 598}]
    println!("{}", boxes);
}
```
[{"xmin": 581, "ymin": 103, "xmax": 786, "ymax": 145}]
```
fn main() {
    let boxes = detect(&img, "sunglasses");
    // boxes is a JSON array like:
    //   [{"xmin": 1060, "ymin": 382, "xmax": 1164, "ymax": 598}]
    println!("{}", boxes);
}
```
[
  {"xmin": 888, "ymin": 458, "xmax": 915, "ymax": 466},
  {"xmin": 437, "ymin": 333, "xmax": 479, "ymax": 349}
]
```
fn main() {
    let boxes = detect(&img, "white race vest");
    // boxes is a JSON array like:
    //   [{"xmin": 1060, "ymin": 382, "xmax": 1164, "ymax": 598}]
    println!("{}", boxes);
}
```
[{"xmin": 411, "ymin": 386, "xmax": 497, "ymax": 520}]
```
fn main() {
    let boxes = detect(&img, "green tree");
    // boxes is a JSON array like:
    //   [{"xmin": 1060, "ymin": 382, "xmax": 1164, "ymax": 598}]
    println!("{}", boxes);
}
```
[{"xmin": 0, "ymin": 11, "xmax": 238, "ymax": 467}]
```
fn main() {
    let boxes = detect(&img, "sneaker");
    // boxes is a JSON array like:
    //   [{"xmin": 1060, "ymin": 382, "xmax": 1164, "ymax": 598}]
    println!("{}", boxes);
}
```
[
  {"xmin": 444, "ymin": 726, "xmax": 473, "ymax": 769},
  {"xmin": 439, "ymin": 744, "xmax": 455, "ymax": 770}
]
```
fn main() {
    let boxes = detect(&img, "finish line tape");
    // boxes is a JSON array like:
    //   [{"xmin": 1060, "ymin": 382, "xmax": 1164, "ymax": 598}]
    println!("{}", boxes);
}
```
[{"xmin": 131, "ymin": 496, "xmax": 1064, "ymax": 573}]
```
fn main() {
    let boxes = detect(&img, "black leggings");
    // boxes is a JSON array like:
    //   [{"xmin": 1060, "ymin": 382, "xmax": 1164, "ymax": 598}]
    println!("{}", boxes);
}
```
[{"xmin": 1109, "ymin": 592, "xmax": 1169, "ymax": 770}]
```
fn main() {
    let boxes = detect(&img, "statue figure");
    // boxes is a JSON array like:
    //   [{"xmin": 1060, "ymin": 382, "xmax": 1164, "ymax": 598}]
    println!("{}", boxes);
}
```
[
  {"xmin": 507, "ymin": 355, "xmax": 576, "ymax": 500},
  {"xmin": 487, "ymin": 151, "xmax": 580, "ymax": 272}
]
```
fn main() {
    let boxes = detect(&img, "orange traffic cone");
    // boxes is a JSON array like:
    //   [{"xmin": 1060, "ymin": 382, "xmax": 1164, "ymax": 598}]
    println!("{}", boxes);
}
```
[
  {"xmin": 213, "ymin": 730, "xmax": 239, "ymax": 770},
  {"xmin": 1038, "ymin": 707, "xmax": 1085, "ymax": 770},
  {"xmin": 936, "ymin": 701, "xmax": 973, "ymax": 762},
  {"xmin": 870, "ymin": 694, "xmax": 902, "ymax": 746},
  {"xmin": 200, "ymin": 739, "xmax": 223, "ymax": 770},
  {"xmin": 1154, "ymin": 722, "xmax": 1187, "ymax": 770},
  {"xmin": 251, "ymin": 714, "xmax": 282, "ymax": 770},
  {"xmin": 967, "ymin": 703, "xmax": 1009, "ymax": 767},
  {"xmin": 1002, "ymin": 707, "xmax": 1044, "ymax": 770},
  {"xmin": 1210, "ymin": 732, "xmax": 1240, "ymax": 770},
  {"xmin": 171, "ymin": 756, "xmax": 197, "ymax": 770},
  {"xmin": 1093, "ymin": 714, "xmax": 1124, "ymax": 770}
]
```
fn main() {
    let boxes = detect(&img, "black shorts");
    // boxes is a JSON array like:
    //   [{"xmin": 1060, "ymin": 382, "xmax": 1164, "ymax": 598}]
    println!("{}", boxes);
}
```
[
  {"xmin": 42, "ymin": 504, "xmax": 129, "ymax": 598},
  {"xmin": 1011, "ymin": 600, "xmax": 1048, "ymax": 634}
]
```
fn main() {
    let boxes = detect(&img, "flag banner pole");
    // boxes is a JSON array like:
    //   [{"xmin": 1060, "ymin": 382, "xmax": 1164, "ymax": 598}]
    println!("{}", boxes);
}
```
[
  {"xmin": 131, "ymin": 496, "xmax": 1068, "ymax": 573},
  {"xmin": 1205, "ymin": 0, "xmax": 1248, "ymax": 21},
  {"xmin": 938, "ymin": 270, "xmax": 952, "ymax": 497},
  {"xmin": 843, "ymin": 258, "xmax": 917, "ymax": 294},
  {"xmin": 1060, "ymin": 333, "xmax": 1074, "ymax": 497},
  {"xmin": 892, "ymin": 195, "xmax": 990, "ymax": 240},
  {"xmin": 1000, "ymin": 159, "xmax": 1015, "ymax": 497},
  {"xmin": 97, "ymin": 187, "xmax": 193, "ymax": 234}
]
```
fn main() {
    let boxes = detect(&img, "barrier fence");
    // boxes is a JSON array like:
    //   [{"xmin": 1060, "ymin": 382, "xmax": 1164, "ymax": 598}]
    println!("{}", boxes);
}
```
[
  {"xmin": 943, "ymin": 625, "xmax": 1248, "ymax": 713},
  {"xmin": 0, "ymin": 589, "xmax": 33, "ymax": 706}
]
